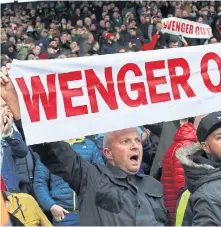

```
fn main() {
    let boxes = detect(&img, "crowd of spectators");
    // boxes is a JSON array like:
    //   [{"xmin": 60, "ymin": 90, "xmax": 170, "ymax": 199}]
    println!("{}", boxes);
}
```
[{"xmin": 1, "ymin": 1, "xmax": 221, "ymax": 65}]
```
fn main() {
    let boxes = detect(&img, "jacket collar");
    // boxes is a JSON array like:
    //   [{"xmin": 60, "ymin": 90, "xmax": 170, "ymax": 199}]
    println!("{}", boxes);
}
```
[
  {"xmin": 106, "ymin": 162, "xmax": 144, "ymax": 179},
  {"xmin": 176, "ymin": 142, "xmax": 216, "ymax": 170}
]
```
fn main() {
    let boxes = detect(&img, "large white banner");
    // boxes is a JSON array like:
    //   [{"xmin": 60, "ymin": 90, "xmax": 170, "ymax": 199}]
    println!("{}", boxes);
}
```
[
  {"xmin": 10, "ymin": 44, "xmax": 221, "ymax": 145},
  {"xmin": 162, "ymin": 17, "xmax": 213, "ymax": 39}
]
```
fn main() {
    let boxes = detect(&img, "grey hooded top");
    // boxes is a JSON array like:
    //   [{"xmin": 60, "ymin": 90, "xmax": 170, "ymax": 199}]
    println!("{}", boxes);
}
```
[{"xmin": 176, "ymin": 143, "xmax": 221, "ymax": 226}]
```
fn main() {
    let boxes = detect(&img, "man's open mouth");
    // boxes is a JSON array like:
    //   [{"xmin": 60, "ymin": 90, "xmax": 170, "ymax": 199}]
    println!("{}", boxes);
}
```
[{"xmin": 130, "ymin": 155, "xmax": 138, "ymax": 161}]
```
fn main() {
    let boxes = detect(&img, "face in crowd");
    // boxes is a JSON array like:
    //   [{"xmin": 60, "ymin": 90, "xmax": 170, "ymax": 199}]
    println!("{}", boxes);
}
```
[
  {"xmin": 103, "ymin": 128, "xmax": 143, "ymax": 175},
  {"xmin": 33, "ymin": 46, "xmax": 41, "ymax": 56},
  {"xmin": 169, "ymin": 40, "xmax": 179, "ymax": 48},
  {"xmin": 197, "ymin": 16, "xmax": 204, "ymax": 24},
  {"xmin": 210, "ymin": 37, "xmax": 218, "ymax": 44},
  {"xmin": 27, "ymin": 53, "xmax": 36, "ymax": 60},
  {"xmin": 202, "ymin": 127, "xmax": 221, "ymax": 160}
]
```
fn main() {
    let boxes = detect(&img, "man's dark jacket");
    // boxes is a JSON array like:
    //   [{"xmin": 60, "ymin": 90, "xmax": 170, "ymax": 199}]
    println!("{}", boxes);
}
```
[
  {"xmin": 176, "ymin": 143, "xmax": 221, "ymax": 226},
  {"xmin": 29, "ymin": 140, "xmax": 170, "ymax": 226}
]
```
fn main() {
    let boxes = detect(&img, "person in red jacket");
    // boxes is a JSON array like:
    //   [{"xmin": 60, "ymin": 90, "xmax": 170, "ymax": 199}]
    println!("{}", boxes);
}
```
[{"xmin": 161, "ymin": 118, "xmax": 197, "ymax": 226}]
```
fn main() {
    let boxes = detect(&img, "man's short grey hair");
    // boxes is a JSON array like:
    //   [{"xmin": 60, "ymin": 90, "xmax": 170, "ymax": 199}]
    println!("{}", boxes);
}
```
[{"xmin": 103, "ymin": 132, "xmax": 113, "ymax": 149}]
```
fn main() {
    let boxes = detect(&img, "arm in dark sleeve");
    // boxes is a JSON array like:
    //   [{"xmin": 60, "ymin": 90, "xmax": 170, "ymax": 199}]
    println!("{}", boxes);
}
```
[
  {"xmin": 30, "ymin": 141, "xmax": 91, "ymax": 195},
  {"xmin": 211, "ymin": 15, "xmax": 219, "ymax": 30},
  {"xmin": 14, "ymin": 119, "xmax": 26, "ymax": 142},
  {"xmin": 143, "ymin": 123, "xmax": 163, "ymax": 138},
  {"xmin": 34, "ymin": 159, "xmax": 56, "ymax": 211},
  {"xmin": 4, "ymin": 128, "xmax": 28, "ymax": 158}
]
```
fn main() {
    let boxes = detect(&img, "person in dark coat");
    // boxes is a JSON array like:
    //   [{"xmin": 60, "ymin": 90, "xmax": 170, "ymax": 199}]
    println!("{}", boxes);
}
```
[
  {"xmin": 176, "ymin": 112, "xmax": 221, "ymax": 226},
  {"xmin": 211, "ymin": 13, "xmax": 221, "ymax": 42},
  {"xmin": 30, "ymin": 128, "xmax": 171, "ymax": 226},
  {"xmin": 3, "ymin": 42, "xmax": 17, "ymax": 60},
  {"xmin": 138, "ymin": 15, "xmax": 151, "ymax": 40},
  {"xmin": 100, "ymin": 33, "xmax": 120, "ymax": 55},
  {"xmin": 127, "ymin": 27, "xmax": 143, "ymax": 52}
]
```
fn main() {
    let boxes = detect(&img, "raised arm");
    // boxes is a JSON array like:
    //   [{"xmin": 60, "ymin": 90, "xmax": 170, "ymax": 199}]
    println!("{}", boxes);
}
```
[
  {"xmin": 31, "ymin": 141, "xmax": 91, "ymax": 195},
  {"xmin": 34, "ymin": 158, "xmax": 56, "ymax": 211}
]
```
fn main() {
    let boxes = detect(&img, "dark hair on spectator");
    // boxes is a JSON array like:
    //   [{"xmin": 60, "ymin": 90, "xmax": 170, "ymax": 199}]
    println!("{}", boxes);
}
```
[
  {"xmin": 197, "ymin": 15, "xmax": 203, "ymax": 21},
  {"xmin": 26, "ymin": 52, "xmax": 35, "ymax": 60},
  {"xmin": 9, "ymin": 35, "xmax": 17, "ymax": 42},
  {"xmin": 82, "ymin": 26, "xmax": 88, "ymax": 31},
  {"xmin": 208, "ymin": 36, "xmax": 217, "ymax": 44},
  {"xmin": 61, "ymin": 32, "xmax": 68, "ymax": 36},
  {"xmin": 188, "ymin": 117, "xmax": 195, "ymax": 124},
  {"xmin": 169, "ymin": 36, "xmax": 179, "ymax": 44}
]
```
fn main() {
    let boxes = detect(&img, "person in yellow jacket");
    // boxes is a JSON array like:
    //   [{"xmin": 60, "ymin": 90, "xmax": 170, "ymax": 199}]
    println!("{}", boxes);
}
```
[
  {"xmin": 1, "ymin": 194, "xmax": 10, "ymax": 226},
  {"xmin": 6, "ymin": 192, "xmax": 52, "ymax": 226}
]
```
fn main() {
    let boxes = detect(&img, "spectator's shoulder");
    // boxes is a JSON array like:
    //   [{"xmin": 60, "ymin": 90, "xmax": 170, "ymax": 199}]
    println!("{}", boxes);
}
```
[
  {"xmin": 84, "ymin": 137, "xmax": 97, "ymax": 146},
  {"xmin": 10, "ymin": 193, "xmax": 36, "ymax": 202}
]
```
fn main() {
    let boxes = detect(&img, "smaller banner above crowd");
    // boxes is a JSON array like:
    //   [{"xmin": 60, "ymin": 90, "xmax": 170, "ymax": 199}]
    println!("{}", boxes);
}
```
[
  {"xmin": 10, "ymin": 44, "xmax": 221, "ymax": 145},
  {"xmin": 162, "ymin": 17, "xmax": 213, "ymax": 39}
]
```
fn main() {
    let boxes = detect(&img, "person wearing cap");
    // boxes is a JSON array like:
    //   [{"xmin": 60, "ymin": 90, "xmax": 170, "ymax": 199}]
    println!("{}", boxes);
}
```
[
  {"xmin": 100, "ymin": 32, "xmax": 119, "ymax": 55},
  {"xmin": 176, "ymin": 112, "xmax": 221, "ymax": 226}
]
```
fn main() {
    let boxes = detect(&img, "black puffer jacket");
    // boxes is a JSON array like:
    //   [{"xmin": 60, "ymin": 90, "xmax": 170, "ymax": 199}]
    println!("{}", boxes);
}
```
[
  {"xmin": 176, "ymin": 143, "xmax": 221, "ymax": 226},
  {"xmin": 14, "ymin": 149, "xmax": 37, "ymax": 197}
]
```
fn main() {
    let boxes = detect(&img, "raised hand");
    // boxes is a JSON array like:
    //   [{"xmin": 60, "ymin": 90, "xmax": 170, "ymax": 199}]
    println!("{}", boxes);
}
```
[
  {"xmin": 0, "ymin": 64, "xmax": 17, "ymax": 102},
  {"xmin": 1, "ymin": 112, "xmax": 13, "ymax": 137},
  {"xmin": 0, "ymin": 64, "xmax": 21, "ymax": 120}
]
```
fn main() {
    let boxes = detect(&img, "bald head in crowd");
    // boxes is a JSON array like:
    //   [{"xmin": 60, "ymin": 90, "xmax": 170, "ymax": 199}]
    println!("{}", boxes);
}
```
[{"xmin": 103, "ymin": 128, "xmax": 143, "ymax": 175}]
